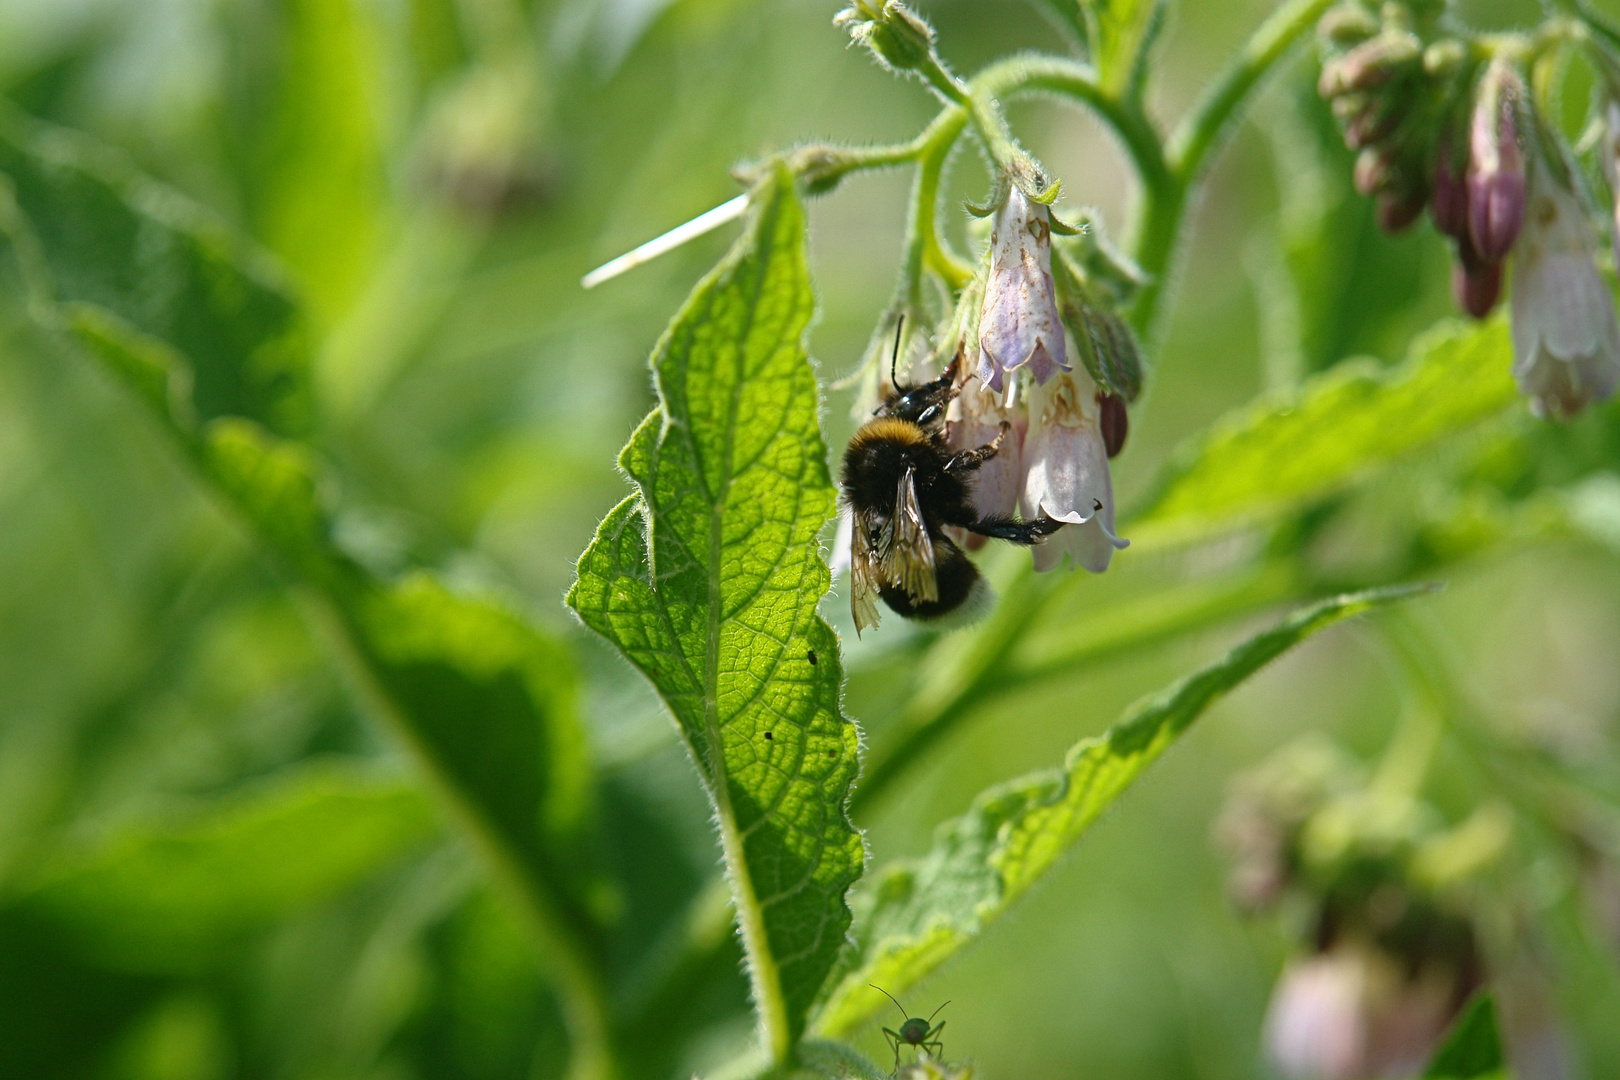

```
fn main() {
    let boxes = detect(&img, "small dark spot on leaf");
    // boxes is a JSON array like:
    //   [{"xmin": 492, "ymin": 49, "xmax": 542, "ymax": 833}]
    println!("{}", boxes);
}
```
[
  {"xmin": 827, "ymin": 749, "xmax": 836, "ymax": 758},
  {"xmin": 807, "ymin": 649, "xmax": 818, "ymax": 665},
  {"xmin": 764, "ymin": 731, "xmax": 773, "ymax": 740}
]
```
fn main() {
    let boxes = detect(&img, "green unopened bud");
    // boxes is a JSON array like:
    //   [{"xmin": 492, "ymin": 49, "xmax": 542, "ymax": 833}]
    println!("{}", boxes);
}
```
[
  {"xmin": 1317, "ymin": 2, "xmax": 1378, "ymax": 47},
  {"xmin": 834, "ymin": 1, "xmax": 935, "ymax": 74},
  {"xmin": 1422, "ymin": 38, "xmax": 1464, "ymax": 77},
  {"xmin": 1051, "ymin": 249, "xmax": 1143, "ymax": 403}
]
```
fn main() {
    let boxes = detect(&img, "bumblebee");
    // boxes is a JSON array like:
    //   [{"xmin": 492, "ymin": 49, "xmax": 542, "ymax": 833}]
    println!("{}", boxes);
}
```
[{"xmin": 841, "ymin": 350, "xmax": 1061, "ymax": 635}]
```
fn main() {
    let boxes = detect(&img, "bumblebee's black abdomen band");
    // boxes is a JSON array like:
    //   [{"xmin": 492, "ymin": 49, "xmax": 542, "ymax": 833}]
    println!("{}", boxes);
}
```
[{"xmin": 879, "ymin": 539, "xmax": 979, "ymax": 620}]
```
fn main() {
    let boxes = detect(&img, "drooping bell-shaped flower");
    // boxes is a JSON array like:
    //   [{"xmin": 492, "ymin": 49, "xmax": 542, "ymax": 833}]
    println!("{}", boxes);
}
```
[
  {"xmin": 945, "ymin": 374, "xmax": 1024, "ymax": 519},
  {"xmin": 1264, "ymin": 942, "xmax": 1462, "ymax": 1080},
  {"xmin": 977, "ymin": 186, "xmax": 1068, "ymax": 394},
  {"xmin": 1510, "ymin": 161, "xmax": 1620, "ymax": 420},
  {"xmin": 1018, "ymin": 367, "xmax": 1127, "ymax": 573}
]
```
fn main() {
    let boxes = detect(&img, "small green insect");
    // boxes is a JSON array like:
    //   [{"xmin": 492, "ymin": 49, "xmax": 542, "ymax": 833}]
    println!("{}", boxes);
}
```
[{"xmin": 870, "ymin": 984, "xmax": 948, "ymax": 1069}]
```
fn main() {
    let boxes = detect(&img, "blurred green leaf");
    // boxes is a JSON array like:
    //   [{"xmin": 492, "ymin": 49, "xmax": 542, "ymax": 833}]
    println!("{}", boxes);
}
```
[
  {"xmin": 252, "ymin": 0, "xmax": 384, "ymax": 327},
  {"xmin": 0, "ymin": 102, "xmax": 310, "ymax": 433},
  {"xmin": 0, "ymin": 103, "xmax": 605, "ymax": 986},
  {"xmin": 1129, "ymin": 317, "xmax": 1518, "ymax": 547},
  {"xmin": 14, "ymin": 764, "xmax": 436, "ymax": 973},
  {"xmin": 568, "ymin": 167, "xmax": 861, "ymax": 1047},
  {"xmin": 1423, "ymin": 995, "xmax": 1507, "ymax": 1079},
  {"xmin": 812, "ymin": 584, "xmax": 1430, "ymax": 1037}
]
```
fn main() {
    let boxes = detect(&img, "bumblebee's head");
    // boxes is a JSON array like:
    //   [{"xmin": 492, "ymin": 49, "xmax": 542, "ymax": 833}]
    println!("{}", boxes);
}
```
[{"xmin": 879, "ymin": 371, "xmax": 957, "ymax": 429}]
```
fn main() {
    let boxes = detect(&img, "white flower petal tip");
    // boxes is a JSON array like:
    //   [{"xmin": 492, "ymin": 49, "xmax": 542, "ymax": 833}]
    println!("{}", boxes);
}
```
[{"xmin": 1019, "ymin": 368, "xmax": 1126, "ymax": 574}]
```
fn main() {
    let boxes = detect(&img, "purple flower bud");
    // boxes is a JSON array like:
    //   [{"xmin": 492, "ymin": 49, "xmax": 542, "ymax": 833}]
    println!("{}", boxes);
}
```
[
  {"xmin": 1377, "ymin": 188, "xmax": 1426, "ymax": 234},
  {"xmin": 1098, "ymin": 392, "xmax": 1128, "ymax": 459},
  {"xmin": 1352, "ymin": 148, "xmax": 1391, "ymax": 197},
  {"xmin": 1317, "ymin": 33, "xmax": 1420, "ymax": 98},
  {"xmin": 1451, "ymin": 245, "xmax": 1501, "ymax": 319},
  {"xmin": 1343, "ymin": 100, "xmax": 1399, "ymax": 150},
  {"xmin": 1429, "ymin": 146, "xmax": 1469, "ymax": 239},
  {"xmin": 1467, "ymin": 59, "xmax": 1527, "ymax": 262}
]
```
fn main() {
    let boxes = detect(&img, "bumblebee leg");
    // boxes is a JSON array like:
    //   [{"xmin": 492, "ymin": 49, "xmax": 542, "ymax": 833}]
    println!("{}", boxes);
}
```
[
  {"xmin": 960, "ymin": 513, "xmax": 1064, "ymax": 545},
  {"xmin": 943, "ymin": 422, "xmax": 1010, "ymax": 474}
]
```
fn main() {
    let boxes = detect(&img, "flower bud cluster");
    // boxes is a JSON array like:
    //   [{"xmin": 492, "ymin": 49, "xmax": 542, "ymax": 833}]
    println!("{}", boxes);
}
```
[
  {"xmin": 834, "ymin": 1, "xmax": 936, "ymax": 77},
  {"xmin": 1316, "ymin": 2, "xmax": 1447, "ymax": 235},
  {"xmin": 1216, "ymin": 740, "xmax": 1495, "ymax": 1080},
  {"xmin": 1318, "ymin": 5, "xmax": 1620, "ymax": 419}
]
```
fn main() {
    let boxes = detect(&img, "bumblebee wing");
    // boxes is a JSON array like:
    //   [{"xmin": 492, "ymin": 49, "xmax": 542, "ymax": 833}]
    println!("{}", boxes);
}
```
[
  {"xmin": 849, "ymin": 513, "xmax": 884, "ymax": 636},
  {"xmin": 880, "ymin": 467, "xmax": 938, "ymax": 604}
]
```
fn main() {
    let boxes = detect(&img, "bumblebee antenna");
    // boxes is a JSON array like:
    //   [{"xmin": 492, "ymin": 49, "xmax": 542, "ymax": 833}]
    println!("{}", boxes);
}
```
[
  {"xmin": 870, "ymin": 984, "xmax": 909, "ymax": 1023},
  {"xmin": 890, "ymin": 316, "xmax": 905, "ymax": 394}
]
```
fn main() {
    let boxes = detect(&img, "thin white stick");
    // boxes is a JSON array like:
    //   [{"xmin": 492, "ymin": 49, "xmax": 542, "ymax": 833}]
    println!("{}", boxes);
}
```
[{"xmin": 580, "ymin": 194, "xmax": 750, "ymax": 289}]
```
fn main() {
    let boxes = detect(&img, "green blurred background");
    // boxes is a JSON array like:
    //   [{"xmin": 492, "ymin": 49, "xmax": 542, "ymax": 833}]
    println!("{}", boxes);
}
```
[{"xmin": 3, "ymin": 0, "xmax": 1620, "ymax": 1077}]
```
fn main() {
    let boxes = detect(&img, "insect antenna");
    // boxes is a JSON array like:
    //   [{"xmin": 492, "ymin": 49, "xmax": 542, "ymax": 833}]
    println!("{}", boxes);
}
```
[
  {"xmin": 890, "ymin": 315, "xmax": 905, "ymax": 394},
  {"xmin": 928, "ymin": 1000, "xmax": 952, "ymax": 1023},
  {"xmin": 870, "ymin": 984, "xmax": 909, "ymax": 1023}
]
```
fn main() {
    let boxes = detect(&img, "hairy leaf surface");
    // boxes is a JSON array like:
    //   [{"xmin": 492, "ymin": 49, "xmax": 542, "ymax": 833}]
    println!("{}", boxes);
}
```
[
  {"xmin": 813, "ymin": 585, "xmax": 1427, "ymax": 1036},
  {"xmin": 1130, "ymin": 318, "xmax": 1517, "ymax": 547},
  {"xmin": 13, "ymin": 765, "xmax": 436, "ymax": 972},
  {"xmin": 569, "ymin": 168, "xmax": 861, "ymax": 1046}
]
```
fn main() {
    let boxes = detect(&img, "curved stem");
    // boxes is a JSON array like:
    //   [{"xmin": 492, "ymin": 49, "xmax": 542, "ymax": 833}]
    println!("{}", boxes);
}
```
[
  {"xmin": 1127, "ymin": 0, "xmax": 1335, "ymax": 331},
  {"xmin": 972, "ymin": 54, "xmax": 1173, "ymax": 197},
  {"xmin": 906, "ymin": 109, "xmax": 974, "ymax": 297}
]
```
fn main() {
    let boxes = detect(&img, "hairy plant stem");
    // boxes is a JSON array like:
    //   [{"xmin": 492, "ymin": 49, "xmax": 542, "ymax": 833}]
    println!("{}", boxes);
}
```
[{"xmin": 1133, "ymin": 0, "xmax": 1338, "ymax": 333}]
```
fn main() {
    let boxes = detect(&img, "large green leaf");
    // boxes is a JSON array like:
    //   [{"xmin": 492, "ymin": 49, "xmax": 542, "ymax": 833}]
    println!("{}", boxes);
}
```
[
  {"xmin": 0, "ymin": 102, "xmax": 309, "ymax": 433},
  {"xmin": 12, "ymin": 765, "xmax": 436, "ymax": 972},
  {"xmin": 812, "ymin": 585, "xmax": 1429, "ymax": 1037},
  {"xmin": 1129, "ymin": 318, "xmax": 1518, "ymax": 548},
  {"xmin": 1423, "ymin": 995, "xmax": 1507, "ymax": 1080},
  {"xmin": 0, "ymin": 106, "xmax": 603, "ymax": 976},
  {"xmin": 568, "ymin": 167, "xmax": 861, "ymax": 1052}
]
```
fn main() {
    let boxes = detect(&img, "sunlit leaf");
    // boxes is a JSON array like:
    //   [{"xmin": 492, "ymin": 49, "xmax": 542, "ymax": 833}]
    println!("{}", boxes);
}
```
[
  {"xmin": 569, "ymin": 166, "xmax": 861, "ymax": 1045},
  {"xmin": 12, "ymin": 765, "xmax": 436, "ymax": 972},
  {"xmin": 1423, "ymin": 995, "xmax": 1507, "ymax": 1079},
  {"xmin": 1129, "ymin": 317, "xmax": 1518, "ymax": 548},
  {"xmin": 812, "ymin": 584, "xmax": 1430, "ymax": 1037}
]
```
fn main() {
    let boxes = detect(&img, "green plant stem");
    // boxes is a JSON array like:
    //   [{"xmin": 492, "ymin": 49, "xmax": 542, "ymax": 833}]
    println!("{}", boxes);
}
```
[
  {"xmin": 1130, "ymin": 0, "xmax": 1336, "ymax": 332},
  {"xmin": 972, "ymin": 54, "xmax": 1173, "ymax": 196},
  {"xmin": 903, "ymin": 109, "xmax": 974, "ymax": 300}
]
